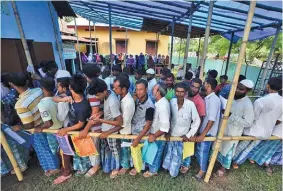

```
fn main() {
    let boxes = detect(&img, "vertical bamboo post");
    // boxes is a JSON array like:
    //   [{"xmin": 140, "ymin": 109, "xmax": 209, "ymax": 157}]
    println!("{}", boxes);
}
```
[
  {"xmin": 170, "ymin": 18, "xmax": 175, "ymax": 66},
  {"xmin": 204, "ymin": 0, "xmax": 257, "ymax": 183},
  {"xmin": 199, "ymin": 0, "xmax": 214, "ymax": 80},
  {"xmin": 1, "ymin": 130, "xmax": 23, "ymax": 181},
  {"xmin": 108, "ymin": 5, "xmax": 113, "ymax": 73},
  {"xmin": 74, "ymin": 17, "xmax": 82, "ymax": 70},
  {"xmin": 257, "ymin": 27, "xmax": 281, "ymax": 96},
  {"xmin": 89, "ymin": 19, "xmax": 93, "ymax": 55},
  {"xmin": 225, "ymin": 32, "xmax": 235, "ymax": 75},
  {"xmin": 196, "ymin": 35, "xmax": 201, "ymax": 66},
  {"xmin": 11, "ymin": 0, "xmax": 34, "ymax": 74},
  {"xmin": 93, "ymin": 23, "xmax": 98, "ymax": 53},
  {"xmin": 183, "ymin": 7, "xmax": 193, "ymax": 79}
]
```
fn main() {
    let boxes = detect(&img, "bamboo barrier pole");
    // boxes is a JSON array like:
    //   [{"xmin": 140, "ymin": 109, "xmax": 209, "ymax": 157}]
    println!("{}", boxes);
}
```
[
  {"xmin": 93, "ymin": 23, "xmax": 98, "ymax": 54},
  {"xmin": 1, "ymin": 130, "xmax": 23, "ymax": 181},
  {"xmin": 89, "ymin": 19, "xmax": 93, "ymax": 55},
  {"xmin": 199, "ymin": 0, "xmax": 214, "ymax": 80},
  {"xmin": 26, "ymin": 129, "xmax": 281, "ymax": 141},
  {"xmin": 11, "ymin": 0, "xmax": 34, "ymax": 74},
  {"xmin": 204, "ymin": 0, "xmax": 257, "ymax": 183}
]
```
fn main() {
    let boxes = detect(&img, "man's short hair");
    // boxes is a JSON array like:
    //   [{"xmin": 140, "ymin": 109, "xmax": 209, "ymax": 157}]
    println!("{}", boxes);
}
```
[
  {"xmin": 135, "ymin": 69, "xmax": 144, "ymax": 76},
  {"xmin": 175, "ymin": 82, "xmax": 188, "ymax": 92},
  {"xmin": 119, "ymin": 72, "xmax": 129, "ymax": 80},
  {"xmin": 9, "ymin": 72, "xmax": 29, "ymax": 87},
  {"xmin": 220, "ymin": 75, "xmax": 228, "ymax": 81},
  {"xmin": 136, "ymin": 79, "xmax": 148, "ymax": 89},
  {"xmin": 57, "ymin": 77, "xmax": 70, "ymax": 89},
  {"xmin": 1, "ymin": 73, "xmax": 12, "ymax": 88},
  {"xmin": 83, "ymin": 64, "xmax": 101, "ymax": 79},
  {"xmin": 70, "ymin": 74, "xmax": 87, "ymax": 94},
  {"xmin": 165, "ymin": 72, "xmax": 175, "ymax": 80},
  {"xmin": 87, "ymin": 78, "xmax": 107, "ymax": 95},
  {"xmin": 40, "ymin": 77, "xmax": 55, "ymax": 92},
  {"xmin": 268, "ymin": 76, "xmax": 282, "ymax": 91},
  {"xmin": 161, "ymin": 68, "xmax": 171, "ymax": 75},
  {"xmin": 45, "ymin": 61, "xmax": 58, "ymax": 70},
  {"xmin": 114, "ymin": 76, "xmax": 130, "ymax": 90},
  {"xmin": 208, "ymin": 70, "xmax": 218, "ymax": 79},
  {"xmin": 192, "ymin": 78, "xmax": 202, "ymax": 86},
  {"xmin": 239, "ymin": 75, "xmax": 246, "ymax": 82},
  {"xmin": 185, "ymin": 71, "xmax": 193, "ymax": 80},
  {"xmin": 112, "ymin": 65, "xmax": 122, "ymax": 72},
  {"xmin": 206, "ymin": 78, "xmax": 218, "ymax": 90}
]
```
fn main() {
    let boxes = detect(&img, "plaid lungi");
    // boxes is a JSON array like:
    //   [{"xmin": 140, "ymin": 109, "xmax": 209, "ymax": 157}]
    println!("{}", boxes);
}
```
[
  {"xmin": 196, "ymin": 140, "xmax": 213, "ymax": 172},
  {"xmin": 120, "ymin": 139, "xmax": 131, "ymax": 169},
  {"xmin": 73, "ymin": 154, "xmax": 91, "ymax": 172},
  {"xmin": 216, "ymin": 144, "xmax": 235, "ymax": 169},
  {"xmin": 233, "ymin": 140, "xmax": 261, "ymax": 165},
  {"xmin": 100, "ymin": 138, "xmax": 120, "ymax": 173},
  {"xmin": 46, "ymin": 133, "xmax": 59, "ymax": 155},
  {"xmin": 33, "ymin": 132, "xmax": 60, "ymax": 171},
  {"xmin": 148, "ymin": 140, "xmax": 166, "ymax": 173},
  {"xmin": 162, "ymin": 141, "xmax": 183, "ymax": 177},
  {"xmin": 89, "ymin": 137, "xmax": 100, "ymax": 167},
  {"xmin": 269, "ymin": 143, "xmax": 282, "ymax": 165},
  {"xmin": 249, "ymin": 140, "xmax": 281, "ymax": 166}
]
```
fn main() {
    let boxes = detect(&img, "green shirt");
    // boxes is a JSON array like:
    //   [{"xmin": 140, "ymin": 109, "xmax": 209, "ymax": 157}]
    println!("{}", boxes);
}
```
[
  {"xmin": 38, "ymin": 97, "xmax": 63, "ymax": 129},
  {"xmin": 165, "ymin": 88, "xmax": 175, "ymax": 101}
]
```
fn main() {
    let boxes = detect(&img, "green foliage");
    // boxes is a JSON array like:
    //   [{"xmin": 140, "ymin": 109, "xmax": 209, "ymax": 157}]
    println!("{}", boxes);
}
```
[{"xmin": 175, "ymin": 33, "xmax": 282, "ymax": 62}]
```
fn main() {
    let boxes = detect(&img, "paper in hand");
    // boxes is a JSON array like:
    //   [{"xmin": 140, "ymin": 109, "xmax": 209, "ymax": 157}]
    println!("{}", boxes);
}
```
[{"xmin": 121, "ymin": 142, "xmax": 132, "ymax": 147}]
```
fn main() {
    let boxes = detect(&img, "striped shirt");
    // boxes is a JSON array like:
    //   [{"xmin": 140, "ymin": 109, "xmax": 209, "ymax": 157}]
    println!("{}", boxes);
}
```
[
  {"xmin": 15, "ymin": 88, "xmax": 43, "ymax": 127},
  {"xmin": 87, "ymin": 94, "xmax": 102, "ymax": 131}
]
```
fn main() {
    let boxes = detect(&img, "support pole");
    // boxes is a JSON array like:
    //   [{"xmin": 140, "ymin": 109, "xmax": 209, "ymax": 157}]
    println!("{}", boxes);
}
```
[
  {"xmin": 204, "ymin": 0, "xmax": 257, "ymax": 183},
  {"xmin": 89, "ymin": 19, "xmax": 93, "ymax": 55},
  {"xmin": 178, "ymin": 39, "xmax": 182, "ymax": 65},
  {"xmin": 225, "ymin": 32, "xmax": 234, "ymax": 75},
  {"xmin": 170, "ymin": 18, "xmax": 175, "ymax": 66},
  {"xmin": 196, "ymin": 35, "xmax": 201, "ymax": 66},
  {"xmin": 257, "ymin": 27, "xmax": 281, "ymax": 96},
  {"xmin": 93, "ymin": 23, "xmax": 98, "ymax": 53},
  {"xmin": 11, "ymin": 1, "xmax": 34, "ymax": 73},
  {"xmin": 199, "ymin": 0, "xmax": 214, "ymax": 80},
  {"xmin": 74, "ymin": 17, "xmax": 82, "ymax": 70},
  {"xmin": 108, "ymin": 5, "xmax": 113, "ymax": 55},
  {"xmin": 1, "ymin": 130, "xmax": 23, "ymax": 181},
  {"xmin": 125, "ymin": 28, "xmax": 128, "ymax": 54},
  {"xmin": 48, "ymin": 2, "xmax": 65, "ymax": 70},
  {"xmin": 183, "ymin": 7, "xmax": 193, "ymax": 79}
]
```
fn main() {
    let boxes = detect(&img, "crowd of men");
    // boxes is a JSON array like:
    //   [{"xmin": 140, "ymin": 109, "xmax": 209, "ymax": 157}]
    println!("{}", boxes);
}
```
[{"xmin": 1, "ymin": 61, "xmax": 282, "ymax": 185}]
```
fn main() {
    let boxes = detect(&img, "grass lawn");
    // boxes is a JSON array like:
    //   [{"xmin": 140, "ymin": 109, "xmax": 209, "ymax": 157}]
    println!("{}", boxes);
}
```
[{"xmin": 2, "ymin": 158, "xmax": 282, "ymax": 191}]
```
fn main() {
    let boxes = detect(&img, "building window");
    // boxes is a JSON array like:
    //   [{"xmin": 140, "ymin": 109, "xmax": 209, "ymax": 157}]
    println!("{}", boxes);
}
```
[{"xmin": 146, "ymin": 41, "xmax": 158, "ymax": 56}]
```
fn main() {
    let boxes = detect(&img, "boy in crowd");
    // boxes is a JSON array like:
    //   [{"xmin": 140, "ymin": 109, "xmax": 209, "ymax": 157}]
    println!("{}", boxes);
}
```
[
  {"xmin": 54, "ymin": 74, "xmax": 91, "ymax": 184},
  {"xmin": 35, "ymin": 77, "xmax": 63, "ymax": 175},
  {"xmin": 9, "ymin": 73, "xmax": 60, "ymax": 176},
  {"xmin": 163, "ymin": 82, "xmax": 200, "ymax": 177},
  {"xmin": 215, "ymin": 75, "xmax": 228, "ymax": 95},
  {"xmin": 89, "ymin": 78, "xmax": 123, "ymax": 178}
]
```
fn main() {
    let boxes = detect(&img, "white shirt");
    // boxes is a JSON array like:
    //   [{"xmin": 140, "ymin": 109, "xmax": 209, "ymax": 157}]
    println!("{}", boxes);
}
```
[
  {"xmin": 170, "ymin": 98, "xmax": 200, "ymax": 138},
  {"xmin": 119, "ymin": 92, "xmax": 135, "ymax": 135},
  {"xmin": 272, "ymin": 122, "xmax": 282, "ymax": 138},
  {"xmin": 220, "ymin": 96, "xmax": 254, "ymax": 156},
  {"xmin": 103, "ymin": 77, "xmax": 112, "ymax": 90},
  {"xmin": 150, "ymin": 97, "xmax": 170, "ymax": 134},
  {"xmin": 244, "ymin": 93, "xmax": 282, "ymax": 139},
  {"xmin": 55, "ymin": 69, "xmax": 71, "ymax": 81},
  {"xmin": 199, "ymin": 92, "xmax": 221, "ymax": 136}
]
